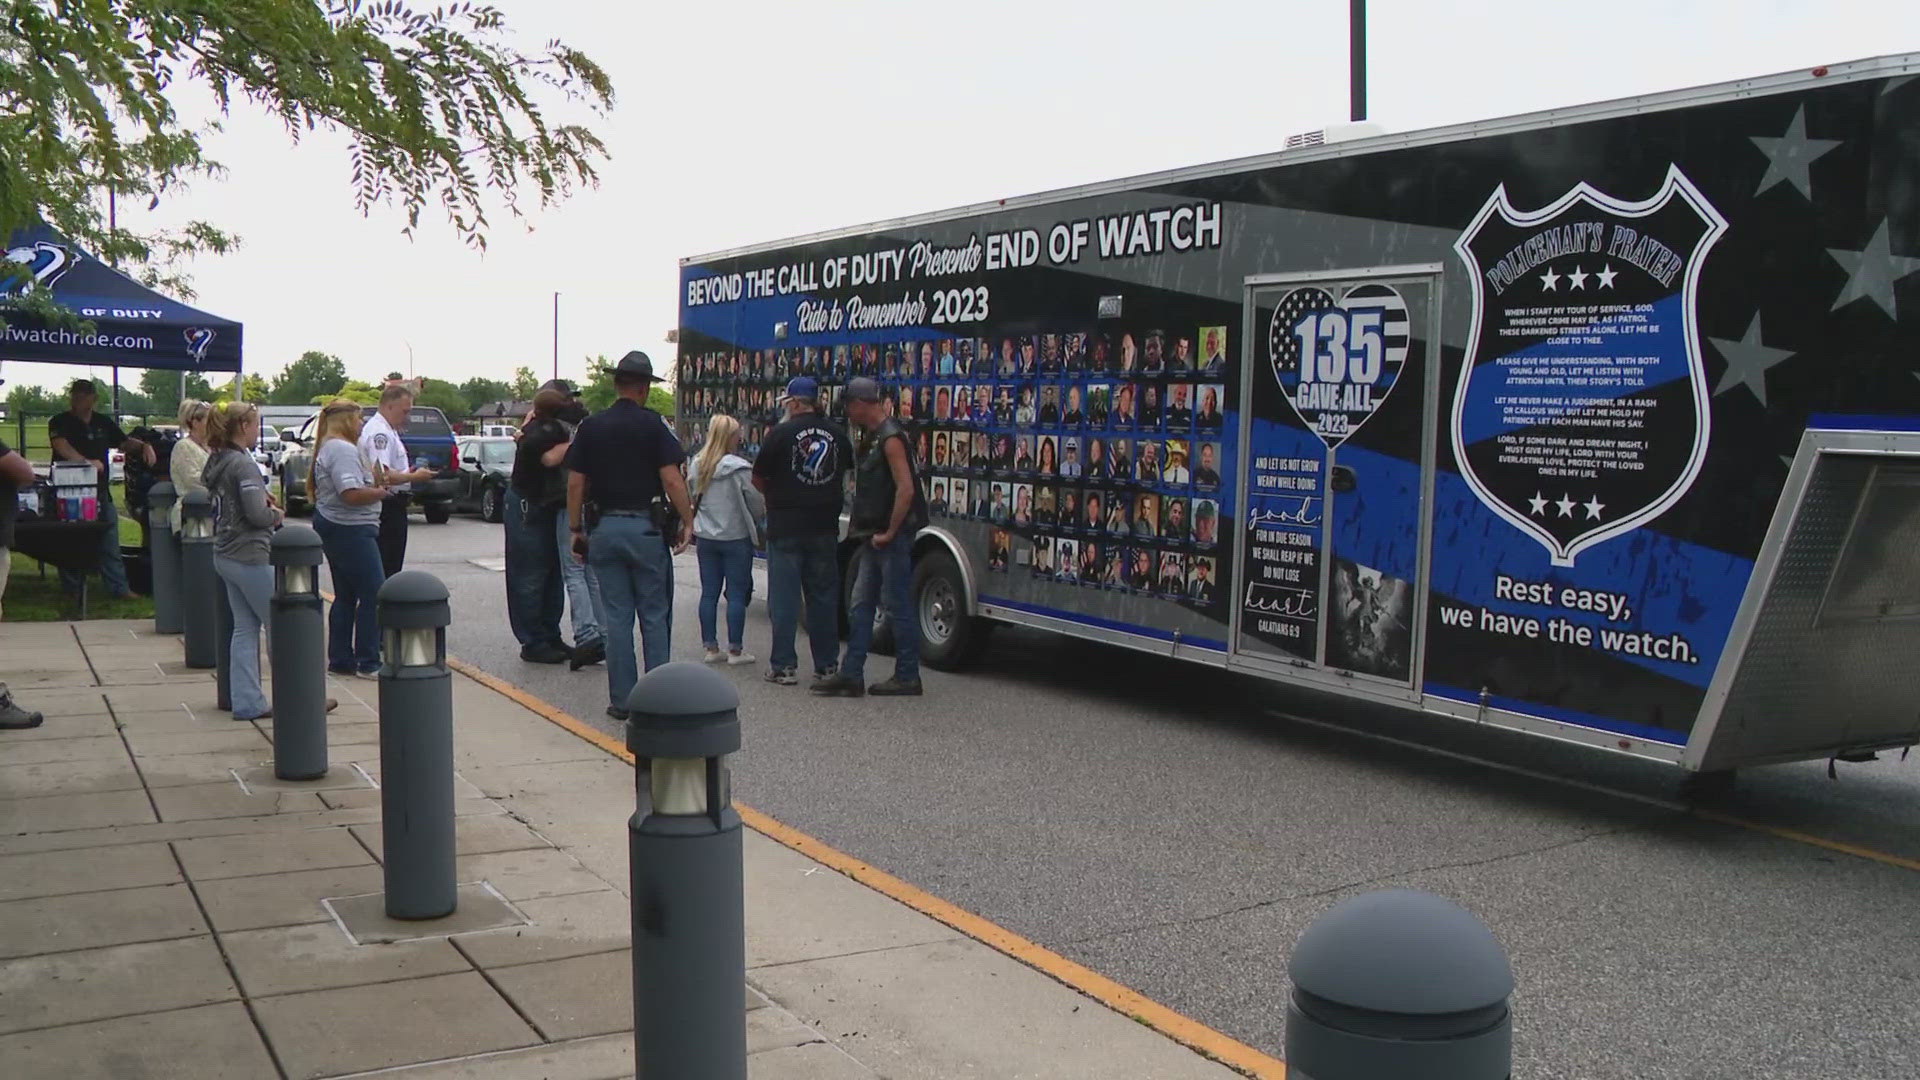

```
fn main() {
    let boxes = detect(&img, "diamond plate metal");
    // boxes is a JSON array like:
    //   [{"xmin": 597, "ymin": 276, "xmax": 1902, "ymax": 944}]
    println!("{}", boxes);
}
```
[{"xmin": 1702, "ymin": 454, "xmax": 1920, "ymax": 769}]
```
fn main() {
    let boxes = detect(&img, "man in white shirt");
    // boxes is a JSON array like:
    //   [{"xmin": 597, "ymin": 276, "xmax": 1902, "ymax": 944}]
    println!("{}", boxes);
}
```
[{"xmin": 360, "ymin": 384, "xmax": 435, "ymax": 578}]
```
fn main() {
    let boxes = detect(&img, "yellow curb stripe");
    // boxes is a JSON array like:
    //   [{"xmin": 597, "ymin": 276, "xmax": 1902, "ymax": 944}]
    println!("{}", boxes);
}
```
[
  {"xmin": 442, "ymin": 654, "xmax": 1285, "ymax": 1079},
  {"xmin": 1692, "ymin": 809, "xmax": 1920, "ymax": 873}
]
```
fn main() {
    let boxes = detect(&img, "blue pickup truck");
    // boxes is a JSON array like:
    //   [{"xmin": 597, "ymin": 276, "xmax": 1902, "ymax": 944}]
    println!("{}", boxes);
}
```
[{"xmin": 279, "ymin": 405, "xmax": 461, "ymax": 523}]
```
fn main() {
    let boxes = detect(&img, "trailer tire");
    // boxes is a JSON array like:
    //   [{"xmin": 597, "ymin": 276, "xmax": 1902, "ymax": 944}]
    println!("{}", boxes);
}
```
[
  {"xmin": 423, "ymin": 501, "xmax": 452, "ymax": 525},
  {"xmin": 913, "ymin": 549, "xmax": 988, "ymax": 672}
]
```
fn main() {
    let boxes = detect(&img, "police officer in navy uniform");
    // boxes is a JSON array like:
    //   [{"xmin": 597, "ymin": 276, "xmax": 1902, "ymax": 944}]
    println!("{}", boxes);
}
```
[{"xmin": 565, "ymin": 351, "xmax": 692, "ymax": 720}]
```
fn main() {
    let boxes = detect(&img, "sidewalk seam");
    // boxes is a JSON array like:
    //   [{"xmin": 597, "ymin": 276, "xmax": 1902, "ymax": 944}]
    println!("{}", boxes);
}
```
[
  {"xmin": 165, "ymin": 843, "xmax": 292, "ymax": 1080},
  {"xmin": 446, "ymin": 936, "xmax": 554, "ymax": 1043},
  {"xmin": 103, "ymin": 691, "xmax": 164, "ymax": 828}
]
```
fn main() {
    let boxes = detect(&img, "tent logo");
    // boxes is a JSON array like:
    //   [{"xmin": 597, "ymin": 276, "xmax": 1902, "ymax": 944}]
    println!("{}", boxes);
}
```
[
  {"xmin": 184, "ymin": 327, "xmax": 216, "ymax": 362},
  {"xmin": 2, "ymin": 241, "xmax": 77, "ymax": 295}
]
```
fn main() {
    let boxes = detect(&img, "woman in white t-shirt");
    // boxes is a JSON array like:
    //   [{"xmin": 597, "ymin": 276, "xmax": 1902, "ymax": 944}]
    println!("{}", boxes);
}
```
[{"xmin": 308, "ymin": 399, "xmax": 392, "ymax": 678}]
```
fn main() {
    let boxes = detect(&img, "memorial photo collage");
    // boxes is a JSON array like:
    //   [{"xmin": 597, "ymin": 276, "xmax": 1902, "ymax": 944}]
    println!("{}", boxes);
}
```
[{"xmin": 679, "ymin": 327, "xmax": 1231, "ymax": 609}]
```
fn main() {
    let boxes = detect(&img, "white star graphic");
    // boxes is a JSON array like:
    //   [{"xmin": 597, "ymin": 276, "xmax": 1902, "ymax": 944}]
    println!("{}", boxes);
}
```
[
  {"xmin": 1566, "ymin": 266, "xmax": 1589, "ymax": 290},
  {"xmin": 1828, "ymin": 220, "xmax": 1920, "ymax": 319},
  {"xmin": 1709, "ymin": 313, "xmax": 1796, "ymax": 406},
  {"xmin": 1555, "ymin": 493, "xmax": 1576, "ymax": 518},
  {"xmin": 1539, "ymin": 267, "xmax": 1561, "ymax": 291},
  {"xmin": 1749, "ymin": 105, "xmax": 1841, "ymax": 200},
  {"xmin": 1527, "ymin": 491, "xmax": 1548, "ymax": 516},
  {"xmin": 1583, "ymin": 494, "xmax": 1605, "ymax": 521},
  {"xmin": 1596, "ymin": 265, "xmax": 1618, "ymax": 288}
]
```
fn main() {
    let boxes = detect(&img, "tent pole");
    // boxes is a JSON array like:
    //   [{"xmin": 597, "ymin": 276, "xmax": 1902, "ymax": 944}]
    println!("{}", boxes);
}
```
[{"xmin": 108, "ymin": 190, "xmax": 120, "ymax": 417}]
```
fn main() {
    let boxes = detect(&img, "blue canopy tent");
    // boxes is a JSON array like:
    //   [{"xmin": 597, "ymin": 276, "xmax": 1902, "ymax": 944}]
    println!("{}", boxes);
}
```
[{"xmin": 1, "ymin": 225, "xmax": 243, "ymax": 377}]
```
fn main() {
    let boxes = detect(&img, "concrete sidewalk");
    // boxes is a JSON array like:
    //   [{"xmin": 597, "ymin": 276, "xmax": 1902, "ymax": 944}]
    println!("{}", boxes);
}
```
[{"xmin": 0, "ymin": 620, "xmax": 1249, "ymax": 1079}]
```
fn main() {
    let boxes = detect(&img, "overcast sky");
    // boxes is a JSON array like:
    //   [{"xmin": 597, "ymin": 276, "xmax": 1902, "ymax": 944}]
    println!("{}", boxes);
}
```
[{"xmin": 3, "ymin": 0, "xmax": 1916, "ymax": 398}]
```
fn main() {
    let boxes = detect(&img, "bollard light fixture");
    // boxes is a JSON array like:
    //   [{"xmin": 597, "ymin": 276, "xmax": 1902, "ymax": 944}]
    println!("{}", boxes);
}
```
[
  {"xmin": 268, "ymin": 525, "xmax": 330, "ymax": 782},
  {"xmin": 385, "ymin": 624, "xmax": 442, "ymax": 669},
  {"xmin": 377, "ymin": 571, "xmax": 450, "ymax": 674},
  {"xmin": 624, "ymin": 660, "xmax": 748, "ymax": 1077},
  {"xmin": 627, "ymin": 662, "xmax": 739, "ymax": 824},
  {"xmin": 375, "ymin": 570, "xmax": 457, "ymax": 920},
  {"xmin": 270, "ymin": 525, "xmax": 324, "ymax": 603},
  {"xmin": 178, "ymin": 491, "xmax": 214, "ymax": 540}
]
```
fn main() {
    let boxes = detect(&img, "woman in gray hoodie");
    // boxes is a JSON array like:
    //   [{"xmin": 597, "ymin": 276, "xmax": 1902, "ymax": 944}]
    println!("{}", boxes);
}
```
[
  {"xmin": 690, "ymin": 414, "xmax": 763, "ymax": 665},
  {"xmin": 203, "ymin": 402, "xmax": 333, "ymax": 721}
]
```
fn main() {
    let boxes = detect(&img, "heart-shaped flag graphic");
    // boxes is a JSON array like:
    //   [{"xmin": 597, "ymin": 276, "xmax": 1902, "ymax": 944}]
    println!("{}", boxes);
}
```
[{"xmin": 1267, "ymin": 283, "xmax": 1409, "ymax": 447}]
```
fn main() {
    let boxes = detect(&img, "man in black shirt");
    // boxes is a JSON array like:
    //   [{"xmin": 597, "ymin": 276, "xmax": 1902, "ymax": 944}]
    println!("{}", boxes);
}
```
[
  {"xmin": 0, "ymin": 436, "xmax": 44, "ymax": 727},
  {"xmin": 48, "ymin": 379, "xmax": 152, "ymax": 599},
  {"xmin": 565, "ymin": 352, "xmax": 691, "ymax": 720},
  {"xmin": 505, "ymin": 388, "xmax": 574, "ymax": 665},
  {"xmin": 753, "ymin": 375, "xmax": 853, "ymax": 687}
]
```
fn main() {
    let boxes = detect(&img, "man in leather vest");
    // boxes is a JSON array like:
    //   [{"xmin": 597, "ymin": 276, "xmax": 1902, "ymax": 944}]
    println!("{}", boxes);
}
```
[{"xmin": 814, "ymin": 377, "xmax": 927, "ymax": 698}]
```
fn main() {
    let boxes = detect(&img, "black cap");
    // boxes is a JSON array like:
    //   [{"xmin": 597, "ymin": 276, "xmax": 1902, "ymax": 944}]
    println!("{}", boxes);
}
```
[
  {"xmin": 540, "ymin": 378, "xmax": 578, "ymax": 397},
  {"xmin": 844, "ymin": 376, "xmax": 882, "ymax": 403},
  {"xmin": 614, "ymin": 350, "xmax": 663, "ymax": 382}
]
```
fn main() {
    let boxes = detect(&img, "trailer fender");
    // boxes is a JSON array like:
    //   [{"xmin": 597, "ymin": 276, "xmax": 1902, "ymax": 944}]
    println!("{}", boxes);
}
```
[{"xmin": 912, "ymin": 527, "xmax": 978, "ymax": 618}]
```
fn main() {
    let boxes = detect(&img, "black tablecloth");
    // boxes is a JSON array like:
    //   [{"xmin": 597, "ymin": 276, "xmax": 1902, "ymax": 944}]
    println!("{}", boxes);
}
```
[{"xmin": 10, "ymin": 519, "xmax": 112, "ymax": 573}]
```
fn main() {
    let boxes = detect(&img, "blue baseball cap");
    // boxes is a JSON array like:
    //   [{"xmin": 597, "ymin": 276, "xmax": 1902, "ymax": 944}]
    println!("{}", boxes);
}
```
[{"xmin": 780, "ymin": 376, "xmax": 819, "ymax": 402}]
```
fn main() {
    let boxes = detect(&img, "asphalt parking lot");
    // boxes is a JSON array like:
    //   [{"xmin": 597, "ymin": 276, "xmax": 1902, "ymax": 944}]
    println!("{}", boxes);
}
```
[{"xmin": 367, "ymin": 513, "xmax": 1920, "ymax": 1080}]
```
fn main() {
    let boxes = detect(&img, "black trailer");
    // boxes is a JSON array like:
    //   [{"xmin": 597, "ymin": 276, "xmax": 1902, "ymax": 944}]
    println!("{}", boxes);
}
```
[{"xmin": 677, "ymin": 54, "xmax": 1920, "ymax": 775}]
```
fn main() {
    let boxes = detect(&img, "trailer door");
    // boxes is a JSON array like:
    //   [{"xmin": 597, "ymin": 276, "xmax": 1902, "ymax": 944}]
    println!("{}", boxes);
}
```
[{"xmin": 1233, "ymin": 266, "xmax": 1442, "ymax": 692}]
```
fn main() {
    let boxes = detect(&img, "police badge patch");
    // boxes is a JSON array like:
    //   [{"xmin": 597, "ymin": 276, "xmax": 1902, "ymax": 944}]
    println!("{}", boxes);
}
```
[
  {"xmin": 372, "ymin": 433, "xmax": 389, "ymax": 451},
  {"xmin": 1451, "ymin": 165, "xmax": 1728, "ymax": 567}
]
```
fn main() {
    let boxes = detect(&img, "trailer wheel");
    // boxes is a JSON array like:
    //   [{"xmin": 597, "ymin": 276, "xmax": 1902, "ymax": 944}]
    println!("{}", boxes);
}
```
[
  {"xmin": 423, "ymin": 501, "xmax": 452, "ymax": 525},
  {"xmin": 913, "ymin": 549, "xmax": 988, "ymax": 672}
]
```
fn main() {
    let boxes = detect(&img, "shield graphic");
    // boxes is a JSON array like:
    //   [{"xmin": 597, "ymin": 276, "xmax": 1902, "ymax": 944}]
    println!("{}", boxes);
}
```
[
  {"xmin": 2, "ymin": 241, "xmax": 76, "ymax": 295},
  {"xmin": 1451, "ymin": 165, "xmax": 1728, "ymax": 567},
  {"xmin": 183, "ymin": 327, "xmax": 216, "ymax": 362},
  {"xmin": 1267, "ymin": 282, "xmax": 1411, "ymax": 448}
]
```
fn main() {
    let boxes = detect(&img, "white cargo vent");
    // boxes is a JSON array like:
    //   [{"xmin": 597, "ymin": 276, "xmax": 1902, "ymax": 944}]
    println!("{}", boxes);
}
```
[{"xmin": 1285, "ymin": 121, "xmax": 1387, "ymax": 150}]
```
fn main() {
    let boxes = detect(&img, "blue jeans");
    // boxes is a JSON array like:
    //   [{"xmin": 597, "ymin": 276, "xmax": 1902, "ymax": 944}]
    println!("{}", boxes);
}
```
[
  {"xmin": 313, "ymin": 512, "xmax": 383, "ymax": 673},
  {"xmin": 504, "ymin": 495, "xmax": 564, "ymax": 650},
  {"xmin": 555, "ymin": 508, "xmax": 605, "ymax": 647},
  {"xmin": 842, "ymin": 539, "xmax": 918, "ymax": 683},
  {"xmin": 696, "ymin": 536, "xmax": 755, "ymax": 651},
  {"xmin": 766, "ymin": 533, "xmax": 840, "ymax": 675},
  {"xmin": 588, "ymin": 514, "xmax": 673, "ymax": 710},
  {"xmin": 215, "ymin": 556, "xmax": 273, "ymax": 719},
  {"xmin": 60, "ymin": 497, "xmax": 130, "ymax": 597}
]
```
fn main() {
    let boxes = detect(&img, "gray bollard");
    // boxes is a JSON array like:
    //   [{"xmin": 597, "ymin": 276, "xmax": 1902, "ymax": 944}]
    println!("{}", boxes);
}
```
[
  {"xmin": 215, "ymin": 567, "xmax": 233, "ymax": 710},
  {"xmin": 148, "ymin": 482, "xmax": 183, "ymax": 635},
  {"xmin": 178, "ymin": 490, "xmax": 217, "ymax": 669},
  {"xmin": 625, "ymin": 661, "xmax": 746, "ymax": 1080},
  {"xmin": 1285, "ymin": 888, "xmax": 1513, "ymax": 1080},
  {"xmin": 270, "ymin": 526, "xmax": 329, "ymax": 780},
  {"xmin": 376, "ymin": 570, "xmax": 456, "ymax": 920}
]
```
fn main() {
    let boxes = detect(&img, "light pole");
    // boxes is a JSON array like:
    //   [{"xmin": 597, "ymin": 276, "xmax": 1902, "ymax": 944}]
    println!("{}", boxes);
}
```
[{"xmin": 1350, "ymin": 0, "xmax": 1367, "ymax": 123}]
